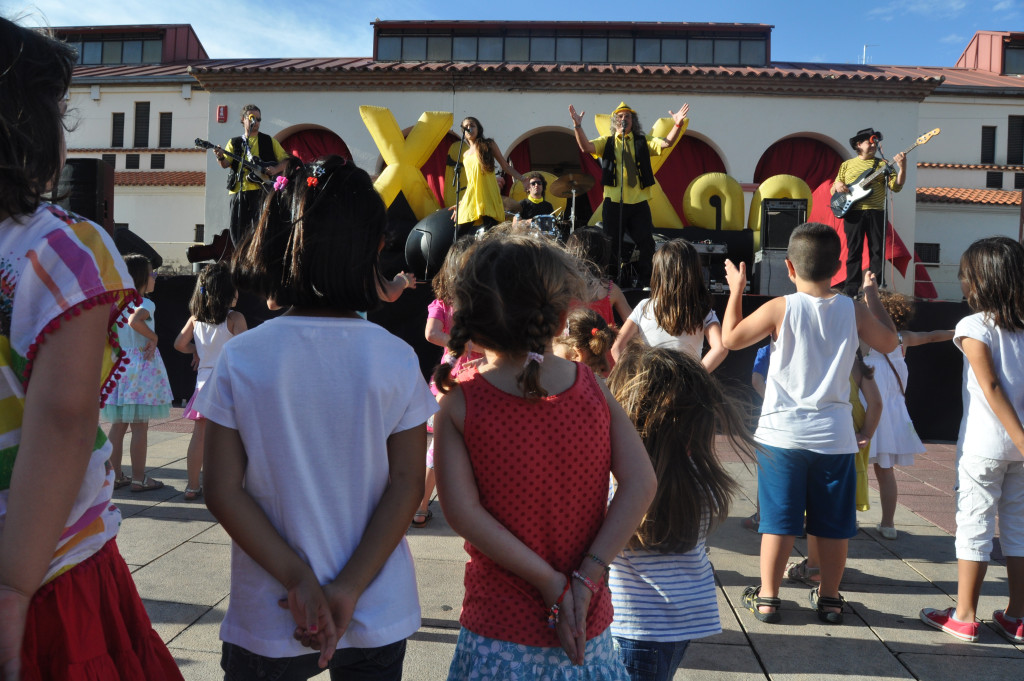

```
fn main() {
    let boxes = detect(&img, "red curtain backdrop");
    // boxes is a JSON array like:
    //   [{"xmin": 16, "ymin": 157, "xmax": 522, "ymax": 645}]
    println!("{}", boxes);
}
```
[
  {"xmin": 279, "ymin": 129, "xmax": 351, "ymax": 165},
  {"xmin": 507, "ymin": 142, "xmax": 532, "ymax": 195},
  {"xmin": 754, "ymin": 137, "xmax": 842, "ymax": 187},
  {"xmin": 575, "ymin": 135, "xmax": 725, "ymax": 220},
  {"xmin": 422, "ymin": 133, "xmax": 461, "ymax": 207}
]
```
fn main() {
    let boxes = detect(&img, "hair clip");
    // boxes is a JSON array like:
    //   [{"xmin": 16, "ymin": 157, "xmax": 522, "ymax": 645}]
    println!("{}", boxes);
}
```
[
  {"xmin": 525, "ymin": 352, "xmax": 544, "ymax": 366},
  {"xmin": 306, "ymin": 176, "xmax": 318, "ymax": 188},
  {"xmin": 273, "ymin": 176, "xmax": 289, "ymax": 191},
  {"xmin": 200, "ymin": 286, "xmax": 206, "ymax": 294},
  {"xmin": 590, "ymin": 327, "xmax": 599, "ymax": 336}
]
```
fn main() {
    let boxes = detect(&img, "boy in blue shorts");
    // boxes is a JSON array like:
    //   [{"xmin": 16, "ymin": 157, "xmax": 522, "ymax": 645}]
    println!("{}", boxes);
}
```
[{"xmin": 721, "ymin": 222, "xmax": 897, "ymax": 624}]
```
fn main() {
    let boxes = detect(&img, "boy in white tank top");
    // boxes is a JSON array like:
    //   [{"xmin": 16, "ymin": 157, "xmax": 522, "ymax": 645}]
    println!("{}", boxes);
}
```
[{"xmin": 720, "ymin": 223, "xmax": 898, "ymax": 625}]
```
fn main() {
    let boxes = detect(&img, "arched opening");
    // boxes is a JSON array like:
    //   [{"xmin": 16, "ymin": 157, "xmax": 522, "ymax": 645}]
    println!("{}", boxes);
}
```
[
  {"xmin": 278, "ymin": 126, "xmax": 351, "ymax": 165},
  {"xmin": 506, "ymin": 128, "xmax": 593, "ymax": 226}
]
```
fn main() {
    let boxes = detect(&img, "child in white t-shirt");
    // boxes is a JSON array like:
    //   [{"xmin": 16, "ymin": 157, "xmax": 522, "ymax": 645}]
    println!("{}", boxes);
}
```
[
  {"xmin": 920, "ymin": 236, "xmax": 1024, "ymax": 645},
  {"xmin": 200, "ymin": 157, "xmax": 437, "ymax": 677}
]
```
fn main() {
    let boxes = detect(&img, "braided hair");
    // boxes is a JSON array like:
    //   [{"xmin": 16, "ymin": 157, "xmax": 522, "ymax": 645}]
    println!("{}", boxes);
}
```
[{"xmin": 432, "ymin": 233, "xmax": 589, "ymax": 400}]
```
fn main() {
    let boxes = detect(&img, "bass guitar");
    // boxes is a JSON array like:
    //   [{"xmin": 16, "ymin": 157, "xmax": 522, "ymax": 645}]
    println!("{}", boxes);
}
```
[
  {"xmin": 195, "ymin": 138, "xmax": 275, "ymax": 189},
  {"xmin": 830, "ymin": 128, "xmax": 939, "ymax": 218}
]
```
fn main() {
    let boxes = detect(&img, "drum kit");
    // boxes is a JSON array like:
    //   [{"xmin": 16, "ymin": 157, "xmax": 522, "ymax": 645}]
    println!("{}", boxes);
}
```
[{"xmin": 505, "ymin": 171, "xmax": 595, "ymax": 243}]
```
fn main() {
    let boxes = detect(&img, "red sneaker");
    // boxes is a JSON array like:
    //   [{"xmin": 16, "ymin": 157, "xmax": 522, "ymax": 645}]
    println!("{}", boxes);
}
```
[
  {"xmin": 920, "ymin": 607, "xmax": 979, "ymax": 642},
  {"xmin": 993, "ymin": 610, "xmax": 1024, "ymax": 643}
]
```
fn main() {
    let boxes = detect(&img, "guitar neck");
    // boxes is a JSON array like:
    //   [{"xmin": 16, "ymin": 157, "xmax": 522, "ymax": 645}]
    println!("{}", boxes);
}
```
[{"xmin": 862, "ymin": 140, "xmax": 918, "ymax": 186}]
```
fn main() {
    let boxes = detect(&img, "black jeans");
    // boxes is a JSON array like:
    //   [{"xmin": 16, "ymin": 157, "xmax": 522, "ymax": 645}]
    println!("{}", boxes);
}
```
[
  {"xmin": 602, "ymin": 198, "xmax": 655, "ymax": 288},
  {"xmin": 229, "ymin": 189, "xmax": 268, "ymax": 247},
  {"xmin": 221, "ymin": 639, "xmax": 406, "ymax": 681},
  {"xmin": 842, "ymin": 209, "xmax": 884, "ymax": 296}
]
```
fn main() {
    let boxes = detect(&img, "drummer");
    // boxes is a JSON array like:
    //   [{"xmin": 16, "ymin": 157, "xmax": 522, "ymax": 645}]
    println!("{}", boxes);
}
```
[{"xmin": 518, "ymin": 171, "xmax": 554, "ymax": 221}]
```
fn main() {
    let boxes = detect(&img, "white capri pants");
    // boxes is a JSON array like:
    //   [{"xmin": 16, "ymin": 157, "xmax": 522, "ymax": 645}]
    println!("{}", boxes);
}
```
[{"xmin": 955, "ymin": 455, "xmax": 1024, "ymax": 562}]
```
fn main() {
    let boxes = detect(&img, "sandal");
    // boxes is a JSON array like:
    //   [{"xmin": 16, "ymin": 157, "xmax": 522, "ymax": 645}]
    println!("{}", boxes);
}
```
[
  {"xmin": 785, "ymin": 558, "xmax": 821, "ymax": 586},
  {"xmin": 184, "ymin": 486, "xmax": 203, "ymax": 501},
  {"xmin": 130, "ymin": 476, "xmax": 164, "ymax": 493},
  {"xmin": 411, "ymin": 509, "xmax": 433, "ymax": 528},
  {"xmin": 741, "ymin": 513, "xmax": 760, "ymax": 532},
  {"xmin": 810, "ymin": 586, "xmax": 845, "ymax": 624},
  {"xmin": 742, "ymin": 585, "xmax": 781, "ymax": 623},
  {"xmin": 114, "ymin": 474, "xmax": 132, "ymax": 489}
]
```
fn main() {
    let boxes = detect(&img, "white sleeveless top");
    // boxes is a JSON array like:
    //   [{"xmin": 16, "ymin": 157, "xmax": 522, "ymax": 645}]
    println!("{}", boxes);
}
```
[
  {"xmin": 755, "ymin": 292, "xmax": 859, "ymax": 455},
  {"xmin": 195, "ymin": 318, "xmax": 233, "ymax": 377}
]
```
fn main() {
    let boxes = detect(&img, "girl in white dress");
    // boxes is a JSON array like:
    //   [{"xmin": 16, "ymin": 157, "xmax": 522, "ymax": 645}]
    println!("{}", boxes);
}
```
[{"xmin": 863, "ymin": 291, "xmax": 952, "ymax": 539}]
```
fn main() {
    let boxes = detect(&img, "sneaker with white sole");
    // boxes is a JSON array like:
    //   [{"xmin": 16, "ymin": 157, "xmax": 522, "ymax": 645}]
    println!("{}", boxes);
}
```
[
  {"xmin": 876, "ymin": 524, "xmax": 898, "ymax": 540},
  {"xmin": 992, "ymin": 609, "xmax": 1024, "ymax": 643},
  {"xmin": 920, "ymin": 607, "xmax": 979, "ymax": 642}
]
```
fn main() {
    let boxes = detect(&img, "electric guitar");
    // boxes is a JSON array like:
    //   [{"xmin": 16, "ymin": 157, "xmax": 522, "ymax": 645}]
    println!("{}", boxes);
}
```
[
  {"xmin": 195, "ymin": 138, "xmax": 276, "ymax": 189},
  {"xmin": 830, "ymin": 128, "xmax": 939, "ymax": 218}
]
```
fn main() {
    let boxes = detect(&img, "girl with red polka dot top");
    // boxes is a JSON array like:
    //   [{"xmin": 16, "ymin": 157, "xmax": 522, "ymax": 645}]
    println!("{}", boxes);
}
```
[{"xmin": 433, "ymin": 232, "xmax": 657, "ymax": 681}]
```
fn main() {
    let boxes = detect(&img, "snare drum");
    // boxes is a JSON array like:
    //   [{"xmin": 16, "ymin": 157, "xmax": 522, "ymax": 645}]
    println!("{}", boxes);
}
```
[{"xmin": 531, "ymin": 215, "xmax": 561, "ymax": 241}]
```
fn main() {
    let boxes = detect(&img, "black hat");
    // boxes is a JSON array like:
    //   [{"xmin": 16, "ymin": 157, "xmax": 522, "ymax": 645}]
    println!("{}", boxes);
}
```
[{"xmin": 850, "ymin": 127, "xmax": 882, "ymax": 150}]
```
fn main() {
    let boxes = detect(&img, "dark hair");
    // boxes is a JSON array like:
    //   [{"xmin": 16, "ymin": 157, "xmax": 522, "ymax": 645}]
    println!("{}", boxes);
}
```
[
  {"xmin": 122, "ymin": 253, "xmax": 152, "ymax": 292},
  {"xmin": 462, "ymin": 117, "xmax": 494, "ymax": 170},
  {"xmin": 608, "ymin": 345, "xmax": 754, "ymax": 553},
  {"xmin": 878, "ymin": 290, "xmax": 914, "ymax": 331},
  {"xmin": 432, "ymin": 233, "xmax": 589, "ymax": 399},
  {"xmin": 565, "ymin": 227, "xmax": 613, "ymax": 280},
  {"xmin": 559, "ymin": 307, "xmax": 616, "ymax": 375},
  {"xmin": 0, "ymin": 18, "xmax": 76, "ymax": 219},
  {"xmin": 958, "ymin": 236, "xmax": 1024, "ymax": 332},
  {"xmin": 190, "ymin": 262, "xmax": 236, "ymax": 324},
  {"xmin": 232, "ymin": 155, "xmax": 387, "ymax": 312},
  {"xmin": 431, "ymin": 236, "xmax": 475, "ymax": 304},
  {"xmin": 522, "ymin": 171, "xmax": 546, "ymax": 193},
  {"xmin": 650, "ymin": 239, "xmax": 712, "ymax": 336},
  {"xmin": 239, "ymin": 104, "xmax": 260, "ymax": 122},
  {"xmin": 787, "ymin": 222, "xmax": 841, "ymax": 282}
]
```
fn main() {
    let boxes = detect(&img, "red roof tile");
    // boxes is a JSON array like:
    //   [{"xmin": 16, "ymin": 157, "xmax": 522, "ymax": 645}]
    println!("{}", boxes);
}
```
[
  {"xmin": 114, "ymin": 171, "xmax": 205, "ymax": 187},
  {"xmin": 916, "ymin": 187, "xmax": 1022, "ymax": 205},
  {"xmin": 918, "ymin": 162, "xmax": 1024, "ymax": 171},
  {"xmin": 70, "ymin": 147, "xmax": 203, "ymax": 154}
]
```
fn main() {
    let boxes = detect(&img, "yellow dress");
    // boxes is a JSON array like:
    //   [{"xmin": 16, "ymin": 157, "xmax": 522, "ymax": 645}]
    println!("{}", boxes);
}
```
[
  {"xmin": 456, "ymin": 149, "xmax": 503, "ymax": 225},
  {"xmin": 849, "ymin": 376, "xmax": 871, "ymax": 512}
]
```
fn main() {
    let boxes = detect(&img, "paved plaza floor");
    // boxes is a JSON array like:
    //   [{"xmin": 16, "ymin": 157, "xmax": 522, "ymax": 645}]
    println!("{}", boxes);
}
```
[{"xmin": 110, "ymin": 412, "xmax": 1024, "ymax": 680}]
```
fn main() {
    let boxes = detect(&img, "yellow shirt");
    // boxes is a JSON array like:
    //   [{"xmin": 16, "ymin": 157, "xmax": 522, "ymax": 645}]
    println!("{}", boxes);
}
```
[
  {"xmin": 591, "ymin": 133, "xmax": 665, "ymax": 205},
  {"xmin": 834, "ymin": 156, "xmax": 903, "ymax": 212},
  {"xmin": 224, "ymin": 134, "xmax": 288, "ymax": 194}
]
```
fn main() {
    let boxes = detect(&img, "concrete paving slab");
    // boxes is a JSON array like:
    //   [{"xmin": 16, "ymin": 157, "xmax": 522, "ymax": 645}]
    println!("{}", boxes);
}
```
[
  {"xmin": 143, "ymin": 599, "xmax": 213, "ymax": 644},
  {"xmin": 167, "ymin": 648, "xmax": 224, "ymax": 681},
  {"xmin": 674, "ymin": 641, "xmax": 765, "ymax": 680},
  {"xmin": 405, "ymin": 627, "xmax": 460, "ymax": 681},
  {"xmin": 191, "ymin": 522, "xmax": 232, "ymax": 545},
  {"xmin": 132, "ymin": 541, "xmax": 231, "ymax": 607},
  {"xmin": 698, "ymin": 583, "xmax": 749, "ymax": 646},
  {"xmin": 899, "ymin": 650, "xmax": 1024, "ymax": 681},
  {"xmin": 117, "ymin": 515, "xmax": 215, "ymax": 565},
  {"xmin": 166, "ymin": 597, "xmax": 229, "ymax": 654},
  {"xmin": 413, "ymin": 557, "xmax": 467, "ymax": 627}
]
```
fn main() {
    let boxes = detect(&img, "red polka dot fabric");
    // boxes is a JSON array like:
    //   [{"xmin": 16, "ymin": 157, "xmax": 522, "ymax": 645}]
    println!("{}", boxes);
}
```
[{"xmin": 458, "ymin": 363, "xmax": 614, "ymax": 647}]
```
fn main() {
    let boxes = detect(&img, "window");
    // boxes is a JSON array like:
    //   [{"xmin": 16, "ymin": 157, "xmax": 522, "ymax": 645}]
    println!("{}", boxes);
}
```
[
  {"xmin": 402, "ymin": 36, "xmax": 426, "ymax": 61},
  {"xmin": 1008, "ymin": 115, "xmax": 1024, "ymax": 165},
  {"xmin": 740, "ymin": 40, "xmax": 767, "ymax": 66},
  {"xmin": 133, "ymin": 102, "xmax": 150, "ymax": 148},
  {"xmin": 81, "ymin": 41, "xmax": 102, "ymax": 64},
  {"xmin": 981, "ymin": 126, "xmax": 996, "ymax": 164},
  {"xmin": 195, "ymin": 224, "xmax": 205, "ymax": 242},
  {"xmin": 635, "ymin": 39, "xmax": 660, "ymax": 64},
  {"xmin": 1006, "ymin": 46, "xmax": 1024, "ymax": 75},
  {"xmin": 101, "ymin": 41, "xmax": 120, "ymax": 64},
  {"xmin": 662, "ymin": 39, "xmax": 686, "ymax": 64},
  {"xmin": 122, "ymin": 40, "xmax": 142, "ymax": 63},
  {"xmin": 1016, "ymin": 173, "xmax": 1024, "ymax": 190},
  {"xmin": 915, "ymin": 242, "xmax": 940, "ymax": 265},
  {"xmin": 530, "ymin": 37, "xmax": 555, "ymax": 62},
  {"xmin": 582, "ymin": 38, "xmax": 608, "ymax": 62},
  {"xmin": 715, "ymin": 39, "xmax": 740, "ymax": 65},
  {"xmin": 427, "ymin": 36, "xmax": 451, "ymax": 61},
  {"xmin": 111, "ymin": 113, "xmax": 125, "ymax": 148},
  {"xmin": 986, "ymin": 171, "xmax": 1003, "ymax": 189},
  {"xmin": 505, "ymin": 36, "xmax": 529, "ymax": 61},
  {"xmin": 608, "ymin": 38, "xmax": 632, "ymax": 63},
  {"xmin": 125, "ymin": 154, "xmax": 140, "ymax": 169},
  {"xmin": 478, "ymin": 37, "xmax": 503, "ymax": 61},
  {"xmin": 689, "ymin": 39, "xmax": 713, "ymax": 64},
  {"xmin": 377, "ymin": 36, "xmax": 400, "ymax": 60},
  {"xmin": 158, "ymin": 112, "xmax": 172, "ymax": 148},
  {"xmin": 142, "ymin": 40, "xmax": 162, "ymax": 63},
  {"xmin": 453, "ymin": 36, "xmax": 477, "ymax": 61},
  {"xmin": 101, "ymin": 154, "xmax": 116, "ymax": 169},
  {"xmin": 556, "ymin": 37, "xmax": 581, "ymax": 63},
  {"xmin": 150, "ymin": 153, "xmax": 165, "ymax": 170}
]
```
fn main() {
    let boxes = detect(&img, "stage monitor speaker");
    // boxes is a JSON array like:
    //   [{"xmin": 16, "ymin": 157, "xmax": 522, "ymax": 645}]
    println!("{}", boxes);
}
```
[
  {"xmin": 760, "ymin": 199, "xmax": 807, "ymax": 251},
  {"xmin": 405, "ymin": 209, "xmax": 456, "ymax": 282},
  {"xmin": 752, "ymin": 249, "xmax": 796, "ymax": 297},
  {"xmin": 52, "ymin": 159, "xmax": 115, "ymax": 235},
  {"xmin": 113, "ymin": 227, "xmax": 163, "ymax": 270}
]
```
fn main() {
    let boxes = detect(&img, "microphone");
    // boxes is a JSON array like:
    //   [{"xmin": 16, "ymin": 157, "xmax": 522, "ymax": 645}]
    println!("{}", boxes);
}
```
[{"xmin": 869, "ymin": 135, "xmax": 878, "ymax": 144}]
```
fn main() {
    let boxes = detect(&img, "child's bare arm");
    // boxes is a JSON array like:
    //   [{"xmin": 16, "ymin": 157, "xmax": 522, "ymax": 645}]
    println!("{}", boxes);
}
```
[
  {"xmin": 610, "ymin": 319, "xmax": 640, "ymax": 360},
  {"xmin": 127, "ymin": 307, "xmax": 157, "ymax": 343},
  {"xmin": 227, "ymin": 310, "xmax": 248, "ymax": 336},
  {"xmin": 173, "ymin": 316, "xmax": 196, "ymax": 354},
  {"xmin": 701, "ymin": 323, "xmax": 728, "ymax": 372},
  {"xmin": 425, "ymin": 317, "xmax": 449, "ymax": 348},
  {"xmin": 961, "ymin": 338, "xmax": 1024, "ymax": 458},
  {"xmin": 609, "ymin": 283, "xmax": 632, "ymax": 324},
  {"xmin": 721, "ymin": 260, "xmax": 785, "ymax": 350},
  {"xmin": 901, "ymin": 329, "xmax": 954, "ymax": 347},
  {"xmin": 435, "ymin": 388, "xmax": 584, "ymax": 663},
  {"xmin": 204, "ymin": 422, "xmax": 338, "ymax": 667},
  {"xmin": 854, "ymin": 366, "xmax": 883, "ymax": 445},
  {"xmin": 856, "ymin": 272, "xmax": 899, "ymax": 353}
]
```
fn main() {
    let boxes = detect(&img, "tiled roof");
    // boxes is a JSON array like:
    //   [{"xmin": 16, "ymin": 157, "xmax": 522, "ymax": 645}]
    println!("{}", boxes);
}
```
[
  {"xmin": 70, "ymin": 147, "xmax": 203, "ymax": 153},
  {"xmin": 916, "ymin": 187, "xmax": 1022, "ymax": 205},
  {"xmin": 114, "ymin": 171, "xmax": 206, "ymax": 187},
  {"xmin": 918, "ymin": 162, "xmax": 1024, "ymax": 171},
  {"xmin": 73, "ymin": 62, "xmax": 197, "ymax": 82}
]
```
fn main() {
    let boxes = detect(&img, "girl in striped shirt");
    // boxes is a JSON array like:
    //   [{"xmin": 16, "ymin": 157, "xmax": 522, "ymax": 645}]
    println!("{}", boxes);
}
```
[{"xmin": 606, "ymin": 346, "xmax": 755, "ymax": 681}]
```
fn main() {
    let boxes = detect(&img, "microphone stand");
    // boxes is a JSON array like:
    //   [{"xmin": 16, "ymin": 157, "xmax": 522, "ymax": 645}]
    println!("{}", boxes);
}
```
[
  {"xmin": 617, "ymin": 128, "xmax": 626, "ymax": 288},
  {"xmin": 452, "ymin": 128, "xmax": 468, "ymax": 245},
  {"xmin": 877, "ymin": 146, "xmax": 892, "ymax": 289}
]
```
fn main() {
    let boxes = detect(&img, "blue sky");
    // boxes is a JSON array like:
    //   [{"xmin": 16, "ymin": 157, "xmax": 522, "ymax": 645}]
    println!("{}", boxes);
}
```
[{"xmin": 6, "ymin": 0, "xmax": 1023, "ymax": 66}]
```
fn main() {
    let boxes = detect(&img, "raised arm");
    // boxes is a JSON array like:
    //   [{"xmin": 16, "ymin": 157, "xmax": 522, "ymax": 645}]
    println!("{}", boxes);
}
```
[
  {"xmin": 569, "ymin": 105, "xmax": 596, "ymax": 156},
  {"xmin": 900, "ymin": 329, "xmax": 954, "ymax": 347},
  {"xmin": 491, "ymin": 141, "xmax": 522, "ymax": 184},
  {"xmin": 856, "ymin": 272, "xmax": 898, "ymax": 353},
  {"xmin": 721, "ymin": 259, "xmax": 784, "ymax": 350},
  {"xmin": 656, "ymin": 103, "xmax": 689, "ymax": 149}
]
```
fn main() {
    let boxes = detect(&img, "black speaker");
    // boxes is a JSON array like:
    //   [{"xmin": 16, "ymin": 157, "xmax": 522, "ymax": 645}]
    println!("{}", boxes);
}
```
[
  {"xmin": 113, "ymin": 227, "xmax": 163, "ymax": 269},
  {"xmin": 52, "ymin": 159, "xmax": 114, "ymax": 235},
  {"xmin": 404, "ymin": 209, "xmax": 456, "ymax": 282},
  {"xmin": 760, "ymin": 199, "xmax": 807, "ymax": 251}
]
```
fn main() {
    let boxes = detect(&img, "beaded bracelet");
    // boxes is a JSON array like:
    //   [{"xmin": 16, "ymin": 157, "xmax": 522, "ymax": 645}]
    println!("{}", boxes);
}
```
[
  {"xmin": 586, "ymin": 552, "xmax": 609, "ymax": 571},
  {"xmin": 572, "ymin": 569, "xmax": 600, "ymax": 595},
  {"xmin": 547, "ymin": 580, "xmax": 571, "ymax": 628}
]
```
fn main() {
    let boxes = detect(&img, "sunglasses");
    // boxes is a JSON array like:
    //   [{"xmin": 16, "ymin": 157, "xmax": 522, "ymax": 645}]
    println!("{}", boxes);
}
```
[{"xmin": 529, "ymin": 181, "xmax": 543, "ymax": 186}]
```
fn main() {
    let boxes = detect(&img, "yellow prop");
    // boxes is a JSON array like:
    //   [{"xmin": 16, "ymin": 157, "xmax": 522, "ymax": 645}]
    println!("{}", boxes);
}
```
[
  {"xmin": 682, "ymin": 172, "xmax": 745, "ymax": 231},
  {"xmin": 747, "ymin": 174, "xmax": 813, "ymax": 252},
  {"xmin": 588, "ymin": 114, "xmax": 687, "ymax": 230},
  {"xmin": 359, "ymin": 106, "xmax": 453, "ymax": 221},
  {"xmin": 508, "ymin": 171, "xmax": 567, "ymax": 216}
]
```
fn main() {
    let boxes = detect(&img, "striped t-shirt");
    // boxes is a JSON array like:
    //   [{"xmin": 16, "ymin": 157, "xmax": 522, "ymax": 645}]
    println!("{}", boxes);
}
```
[{"xmin": 609, "ymin": 540, "xmax": 722, "ymax": 642}]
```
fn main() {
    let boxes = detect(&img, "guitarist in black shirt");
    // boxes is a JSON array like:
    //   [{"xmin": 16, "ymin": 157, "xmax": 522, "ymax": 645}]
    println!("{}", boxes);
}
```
[
  {"xmin": 832, "ymin": 127, "xmax": 906, "ymax": 296},
  {"xmin": 213, "ymin": 104, "xmax": 289, "ymax": 246}
]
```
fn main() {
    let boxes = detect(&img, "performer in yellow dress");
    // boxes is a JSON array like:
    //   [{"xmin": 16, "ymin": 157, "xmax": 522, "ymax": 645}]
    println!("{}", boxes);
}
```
[{"xmin": 454, "ymin": 117, "xmax": 521, "ymax": 236}]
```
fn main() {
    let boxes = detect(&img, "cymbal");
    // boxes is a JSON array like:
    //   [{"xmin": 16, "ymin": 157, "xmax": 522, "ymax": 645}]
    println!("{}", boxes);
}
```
[
  {"xmin": 549, "ymin": 173, "xmax": 595, "ymax": 198},
  {"xmin": 502, "ymin": 196, "xmax": 521, "ymax": 212}
]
